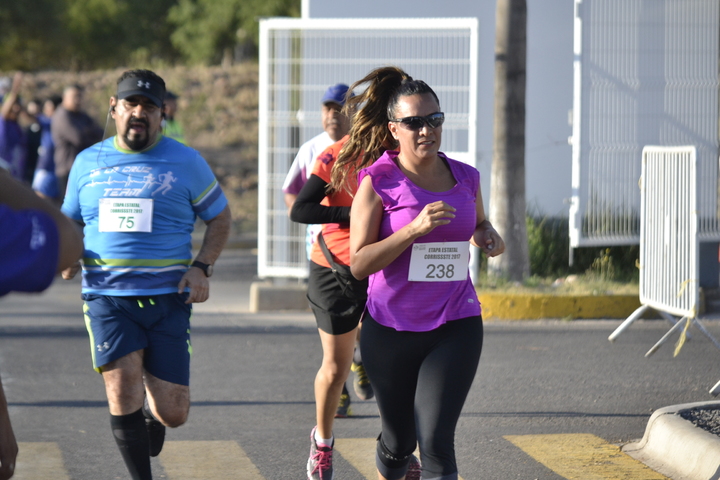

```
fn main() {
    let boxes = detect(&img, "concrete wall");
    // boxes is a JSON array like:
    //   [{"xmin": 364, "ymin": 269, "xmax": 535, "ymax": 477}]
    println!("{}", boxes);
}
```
[{"xmin": 303, "ymin": 0, "xmax": 574, "ymax": 217}]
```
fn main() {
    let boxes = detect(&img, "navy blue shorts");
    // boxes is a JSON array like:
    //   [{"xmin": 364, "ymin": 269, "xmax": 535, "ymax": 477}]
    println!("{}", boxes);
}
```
[{"xmin": 82, "ymin": 293, "xmax": 192, "ymax": 386}]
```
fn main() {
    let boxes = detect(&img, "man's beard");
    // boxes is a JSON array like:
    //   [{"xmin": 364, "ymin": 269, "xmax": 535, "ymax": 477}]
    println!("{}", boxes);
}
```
[
  {"xmin": 123, "ymin": 117, "xmax": 150, "ymax": 150},
  {"xmin": 123, "ymin": 132, "xmax": 150, "ymax": 151}
]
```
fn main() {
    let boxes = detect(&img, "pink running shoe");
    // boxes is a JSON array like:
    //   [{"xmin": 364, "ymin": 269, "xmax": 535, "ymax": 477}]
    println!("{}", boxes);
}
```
[
  {"xmin": 307, "ymin": 426, "xmax": 334, "ymax": 480},
  {"xmin": 406, "ymin": 454, "xmax": 422, "ymax": 480}
]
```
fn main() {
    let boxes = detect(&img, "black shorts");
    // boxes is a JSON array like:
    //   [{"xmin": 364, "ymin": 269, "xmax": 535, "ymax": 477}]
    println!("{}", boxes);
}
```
[{"xmin": 307, "ymin": 260, "xmax": 367, "ymax": 335}]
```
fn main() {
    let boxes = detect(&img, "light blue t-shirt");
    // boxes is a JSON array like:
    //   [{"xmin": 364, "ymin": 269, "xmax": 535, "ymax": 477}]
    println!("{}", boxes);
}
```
[{"xmin": 62, "ymin": 135, "xmax": 228, "ymax": 296}]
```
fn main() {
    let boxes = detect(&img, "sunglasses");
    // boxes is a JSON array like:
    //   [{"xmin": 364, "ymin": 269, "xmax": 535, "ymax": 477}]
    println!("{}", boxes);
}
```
[{"xmin": 390, "ymin": 112, "xmax": 445, "ymax": 131}]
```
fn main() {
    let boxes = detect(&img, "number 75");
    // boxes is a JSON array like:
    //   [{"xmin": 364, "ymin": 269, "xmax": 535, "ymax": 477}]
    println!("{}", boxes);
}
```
[{"xmin": 119, "ymin": 216, "xmax": 135, "ymax": 229}]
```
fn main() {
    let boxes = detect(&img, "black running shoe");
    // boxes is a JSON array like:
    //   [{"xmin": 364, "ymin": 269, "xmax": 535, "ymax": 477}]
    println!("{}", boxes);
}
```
[
  {"xmin": 146, "ymin": 417, "xmax": 165, "ymax": 457},
  {"xmin": 143, "ymin": 396, "xmax": 165, "ymax": 457}
]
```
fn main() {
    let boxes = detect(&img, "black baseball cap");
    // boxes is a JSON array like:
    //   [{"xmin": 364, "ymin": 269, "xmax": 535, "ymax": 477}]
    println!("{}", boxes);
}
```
[{"xmin": 116, "ymin": 74, "xmax": 165, "ymax": 108}]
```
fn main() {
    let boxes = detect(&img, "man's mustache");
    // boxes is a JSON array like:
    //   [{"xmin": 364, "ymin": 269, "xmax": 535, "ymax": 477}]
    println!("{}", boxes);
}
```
[{"xmin": 128, "ymin": 117, "xmax": 149, "ymax": 128}]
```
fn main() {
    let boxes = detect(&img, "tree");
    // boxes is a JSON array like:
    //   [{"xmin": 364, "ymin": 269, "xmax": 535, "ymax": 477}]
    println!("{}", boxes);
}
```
[
  {"xmin": 0, "ymin": 0, "xmax": 68, "ymax": 71},
  {"xmin": 0, "ymin": 0, "xmax": 298, "ymax": 70},
  {"xmin": 63, "ymin": 0, "xmax": 179, "ymax": 69},
  {"xmin": 168, "ymin": 0, "xmax": 300, "ymax": 65},
  {"xmin": 0, "ymin": 0, "xmax": 179, "ymax": 71},
  {"xmin": 63, "ymin": 0, "xmax": 128, "ymax": 69},
  {"xmin": 488, "ymin": 0, "xmax": 530, "ymax": 281}
]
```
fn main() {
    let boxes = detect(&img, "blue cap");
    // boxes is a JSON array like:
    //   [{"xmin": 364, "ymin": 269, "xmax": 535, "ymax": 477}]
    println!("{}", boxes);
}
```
[{"xmin": 321, "ymin": 84, "xmax": 350, "ymax": 106}]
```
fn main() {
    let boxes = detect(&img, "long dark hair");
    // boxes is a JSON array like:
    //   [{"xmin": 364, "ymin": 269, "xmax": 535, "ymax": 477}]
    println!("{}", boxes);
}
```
[{"xmin": 329, "ymin": 66, "xmax": 439, "ymax": 194}]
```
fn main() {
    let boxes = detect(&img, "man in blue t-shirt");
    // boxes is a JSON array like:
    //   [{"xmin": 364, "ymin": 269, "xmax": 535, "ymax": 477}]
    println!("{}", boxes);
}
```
[
  {"xmin": 0, "ymin": 169, "xmax": 84, "ymax": 480},
  {"xmin": 61, "ymin": 69, "xmax": 231, "ymax": 480}
]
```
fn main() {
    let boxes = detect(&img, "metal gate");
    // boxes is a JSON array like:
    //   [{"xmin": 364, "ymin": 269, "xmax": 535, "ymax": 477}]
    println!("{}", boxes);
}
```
[
  {"xmin": 609, "ymin": 146, "xmax": 720, "ymax": 359},
  {"xmin": 257, "ymin": 17, "xmax": 478, "ymax": 278},
  {"xmin": 639, "ymin": 146, "xmax": 698, "ymax": 318},
  {"xmin": 570, "ymin": 0, "xmax": 720, "ymax": 248}
]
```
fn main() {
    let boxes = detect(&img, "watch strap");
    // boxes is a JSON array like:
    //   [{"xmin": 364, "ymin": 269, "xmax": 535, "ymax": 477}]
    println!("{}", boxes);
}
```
[{"xmin": 191, "ymin": 260, "xmax": 211, "ymax": 277}]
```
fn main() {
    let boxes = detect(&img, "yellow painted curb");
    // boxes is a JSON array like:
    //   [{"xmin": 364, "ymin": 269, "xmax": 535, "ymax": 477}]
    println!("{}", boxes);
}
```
[{"xmin": 478, "ymin": 292, "xmax": 641, "ymax": 320}]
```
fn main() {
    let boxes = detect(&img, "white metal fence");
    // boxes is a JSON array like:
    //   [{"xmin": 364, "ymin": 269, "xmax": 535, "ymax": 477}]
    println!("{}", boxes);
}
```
[
  {"xmin": 639, "ymin": 146, "xmax": 698, "ymax": 318},
  {"xmin": 570, "ymin": 0, "xmax": 720, "ymax": 248},
  {"xmin": 607, "ymin": 146, "xmax": 720, "ymax": 357},
  {"xmin": 258, "ymin": 17, "xmax": 479, "ymax": 278}
]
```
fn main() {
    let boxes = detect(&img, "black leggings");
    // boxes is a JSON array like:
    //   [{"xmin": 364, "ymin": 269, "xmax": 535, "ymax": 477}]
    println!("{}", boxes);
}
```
[{"xmin": 360, "ymin": 312, "xmax": 483, "ymax": 480}]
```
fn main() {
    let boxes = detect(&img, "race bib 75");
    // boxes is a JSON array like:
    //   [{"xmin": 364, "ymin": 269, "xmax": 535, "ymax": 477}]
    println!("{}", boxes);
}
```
[{"xmin": 98, "ymin": 198, "xmax": 154, "ymax": 232}]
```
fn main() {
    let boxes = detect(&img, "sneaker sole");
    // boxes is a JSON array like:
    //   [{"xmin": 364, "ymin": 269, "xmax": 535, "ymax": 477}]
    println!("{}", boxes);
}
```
[{"xmin": 334, "ymin": 408, "xmax": 352, "ymax": 418}]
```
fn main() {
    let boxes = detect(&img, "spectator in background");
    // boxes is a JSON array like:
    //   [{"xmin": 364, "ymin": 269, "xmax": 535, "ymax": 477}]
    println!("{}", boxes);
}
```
[
  {"xmin": 52, "ymin": 84, "xmax": 103, "ymax": 199},
  {"xmin": 0, "ymin": 77, "xmax": 10, "ymax": 99},
  {"xmin": 0, "ymin": 168, "xmax": 84, "ymax": 480},
  {"xmin": 0, "ymin": 73, "xmax": 27, "ymax": 181},
  {"xmin": 32, "ymin": 95, "xmax": 62, "ymax": 202},
  {"xmin": 22, "ymin": 99, "xmax": 42, "ymax": 184},
  {"xmin": 161, "ymin": 91, "xmax": 186, "ymax": 145}
]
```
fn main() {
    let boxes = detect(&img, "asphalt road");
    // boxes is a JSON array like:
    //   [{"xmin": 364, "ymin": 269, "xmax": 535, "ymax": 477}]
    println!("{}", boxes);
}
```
[{"xmin": 1, "ymin": 249, "xmax": 719, "ymax": 479}]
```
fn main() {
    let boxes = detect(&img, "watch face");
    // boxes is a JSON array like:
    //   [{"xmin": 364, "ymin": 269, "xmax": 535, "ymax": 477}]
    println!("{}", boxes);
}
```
[{"xmin": 206, "ymin": 264, "xmax": 213, "ymax": 277}]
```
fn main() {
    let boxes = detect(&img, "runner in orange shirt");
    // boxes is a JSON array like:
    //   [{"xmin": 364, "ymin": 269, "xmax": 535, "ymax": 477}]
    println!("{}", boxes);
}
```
[{"xmin": 291, "ymin": 135, "xmax": 369, "ymax": 480}]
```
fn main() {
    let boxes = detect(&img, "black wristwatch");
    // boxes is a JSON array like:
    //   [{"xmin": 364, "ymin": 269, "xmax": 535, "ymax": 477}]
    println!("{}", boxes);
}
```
[{"xmin": 191, "ymin": 260, "xmax": 213, "ymax": 277}]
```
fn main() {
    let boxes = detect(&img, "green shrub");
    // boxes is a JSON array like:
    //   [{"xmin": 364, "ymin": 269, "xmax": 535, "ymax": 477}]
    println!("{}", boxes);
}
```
[{"xmin": 524, "ymin": 213, "xmax": 639, "ymax": 282}]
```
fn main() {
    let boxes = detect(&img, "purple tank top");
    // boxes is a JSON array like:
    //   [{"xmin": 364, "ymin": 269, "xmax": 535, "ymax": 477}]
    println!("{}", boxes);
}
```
[{"xmin": 357, "ymin": 151, "xmax": 481, "ymax": 332}]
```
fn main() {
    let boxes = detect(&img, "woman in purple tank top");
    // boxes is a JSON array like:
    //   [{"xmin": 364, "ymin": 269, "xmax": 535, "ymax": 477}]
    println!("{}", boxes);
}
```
[{"xmin": 342, "ymin": 66, "xmax": 505, "ymax": 480}]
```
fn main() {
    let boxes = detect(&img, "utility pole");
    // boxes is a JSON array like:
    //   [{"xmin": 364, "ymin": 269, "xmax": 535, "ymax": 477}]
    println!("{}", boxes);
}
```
[{"xmin": 489, "ymin": 0, "xmax": 530, "ymax": 281}]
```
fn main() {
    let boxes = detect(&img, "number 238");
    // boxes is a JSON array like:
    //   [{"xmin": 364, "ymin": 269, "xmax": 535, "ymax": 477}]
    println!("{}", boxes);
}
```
[{"xmin": 426, "ymin": 263, "xmax": 455, "ymax": 279}]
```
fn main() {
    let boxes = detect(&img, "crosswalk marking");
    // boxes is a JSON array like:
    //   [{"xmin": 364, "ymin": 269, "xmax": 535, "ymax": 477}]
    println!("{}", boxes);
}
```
[
  {"xmin": 14, "ymin": 442, "xmax": 70, "ymax": 480},
  {"xmin": 505, "ymin": 434, "xmax": 669, "ymax": 480},
  {"xmin": 159, "ymin": 441, "xmax": 263, "ymax": 479},
  {"xmin": 335, "ymin": 438, "xmax": 378, "ymax": 479},
  {"xmin": 335, "ymin": 438, "xmax": 465, "ymax": 480},
  {"xmin": 13, "ymin": 436, "xmax": 663, "ymax": 479}
]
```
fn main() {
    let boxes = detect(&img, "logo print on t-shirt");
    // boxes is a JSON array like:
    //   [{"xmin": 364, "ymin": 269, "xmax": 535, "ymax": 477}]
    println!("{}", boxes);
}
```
[
  {"xmin": 29, "ymin": 215, "xmax": 47, "ymax": 250},
  {"xmin": 87, "ymin": 167, "xmax": 179, "ymax": 197},
  {"xmin": 317, "ymin": 151, "xmax": 333, "ymax": 165},
  {"xmin": 152, "ymin": 171, "xmax": 177, "ymax": 196}
]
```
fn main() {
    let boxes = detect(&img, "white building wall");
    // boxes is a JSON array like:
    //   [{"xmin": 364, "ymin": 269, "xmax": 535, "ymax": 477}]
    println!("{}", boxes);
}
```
[{"xmin": 304, "ymin": 0, "xmax": 575, "ymax": 217}]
